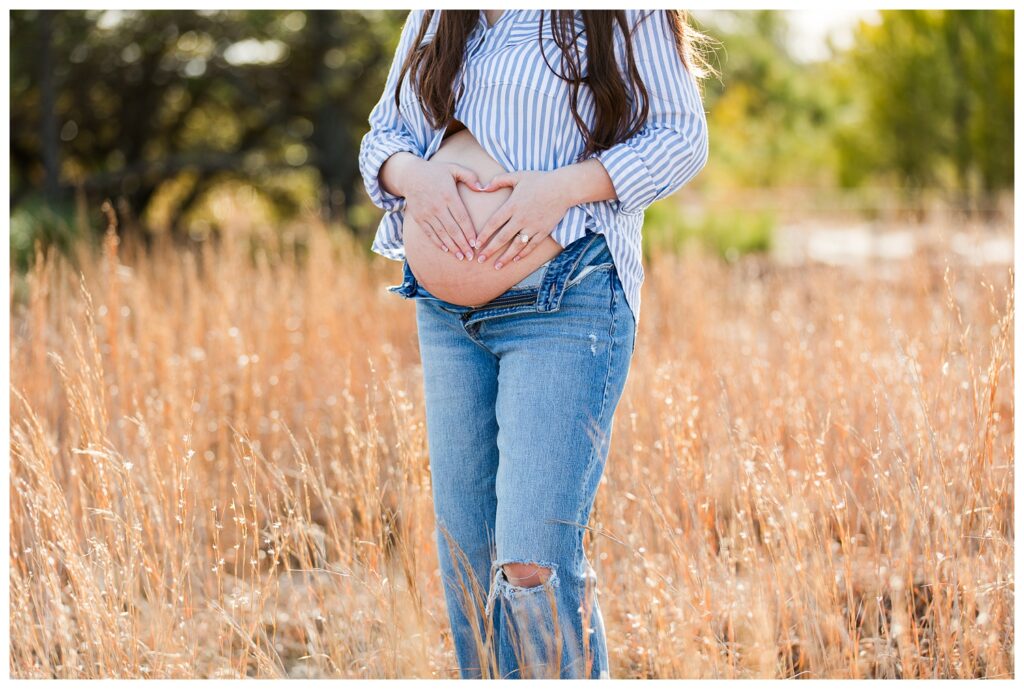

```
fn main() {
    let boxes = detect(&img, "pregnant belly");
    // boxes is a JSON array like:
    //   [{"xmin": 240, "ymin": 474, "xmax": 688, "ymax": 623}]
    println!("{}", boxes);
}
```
[{"xmin": 403, "ymin": 128, "xmax": 564, "ymax": 307}]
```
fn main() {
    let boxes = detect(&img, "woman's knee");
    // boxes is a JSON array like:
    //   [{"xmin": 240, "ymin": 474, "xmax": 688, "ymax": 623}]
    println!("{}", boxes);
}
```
[{"xmin": 502, "ymin": 561, "xmax": 554, "ymax": 588}]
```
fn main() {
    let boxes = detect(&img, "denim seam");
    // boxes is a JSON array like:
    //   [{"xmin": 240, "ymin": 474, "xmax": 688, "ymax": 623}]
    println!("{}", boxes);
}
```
[
  {"xmin": 569, "ymin": 269, "xmax": 618, "ymax": 680},
  {"xmin": 460, "ymin": 318, "xmax": 496, "ymax": 355},
  {"xmin": 459, "ymin": 301, "xmax": 538, "ymax": 325},
  {"xmin": 575, "ymin": 269, "xmax": 619, "ymax": 533}
]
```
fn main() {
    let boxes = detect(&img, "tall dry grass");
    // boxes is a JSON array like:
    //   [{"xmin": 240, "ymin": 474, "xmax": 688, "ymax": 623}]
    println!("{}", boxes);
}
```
[{"xmin": 9, "ymin": 197, "xmax": 1014, "ymax": 678}]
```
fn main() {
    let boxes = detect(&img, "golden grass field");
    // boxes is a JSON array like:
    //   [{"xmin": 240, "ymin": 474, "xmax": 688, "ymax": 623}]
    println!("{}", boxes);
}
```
[{"xmin": 9, "ymin": 199, "xmax": 1014, "ymax": 678}]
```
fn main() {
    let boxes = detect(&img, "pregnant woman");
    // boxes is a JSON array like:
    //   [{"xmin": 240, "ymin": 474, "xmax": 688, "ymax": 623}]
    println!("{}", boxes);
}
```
[{"xmin": 358, "ymin": 9, "xmax": 712, "ymax": 679}]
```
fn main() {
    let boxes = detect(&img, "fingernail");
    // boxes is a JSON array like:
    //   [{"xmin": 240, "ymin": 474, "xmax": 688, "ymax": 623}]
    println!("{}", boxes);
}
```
[
  {"xmin": 468, "ymin": 251, "xmax": 474, "ymax": 260},
  {"xmin": 513, "ymin": 256, "xmax": 520, "ymax": 262},
  {"xmin": 476, "ymin": 182, "xmax": 485, "ymax": 190},
  {"xmin": 494, "ymin": 261, "xmax": 502, "ymax": 270},
  {"xmin": 443, "ymin": 246, "xmax": 448, "ymax": 252},
  {"xmin": 470, "ymin": 239, "xmax": 476, "ymax": 247},
  {"xmin": 456, "ymin": 252, "xmax": 464, "ymax": 260},
  {"xmin": 477, "ymin": 255, "xmax": 485, "ymax": 263}
]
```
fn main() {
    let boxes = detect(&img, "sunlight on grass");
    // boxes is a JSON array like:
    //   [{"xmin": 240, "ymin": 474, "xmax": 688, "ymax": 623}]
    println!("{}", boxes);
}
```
[{"xmin": 8, "ymin": 202, "xmax": 1013, "ymax": 679}]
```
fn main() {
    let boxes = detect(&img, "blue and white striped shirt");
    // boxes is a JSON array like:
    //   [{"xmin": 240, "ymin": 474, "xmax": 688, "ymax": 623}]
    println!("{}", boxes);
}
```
[{"xmin": 358, "ymin": 9, "xmax": 709, "ymax": 334}]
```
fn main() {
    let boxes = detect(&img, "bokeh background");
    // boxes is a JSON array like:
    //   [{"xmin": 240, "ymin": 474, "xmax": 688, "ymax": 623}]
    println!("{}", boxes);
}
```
[
  {"xmin": 8, "ymin": 8, "xmax": 1014, "ymax": 679},
  {"xmin": 9, "ymin": 9, "xmax": 1014, "ymax": 269}
]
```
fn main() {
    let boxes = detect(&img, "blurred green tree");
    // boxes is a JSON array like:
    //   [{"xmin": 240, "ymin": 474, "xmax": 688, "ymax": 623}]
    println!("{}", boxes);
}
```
[
  {"xmin": 9, "ymin": 9, "xmax": 408, "ymax": 245},
  {"xmin": 834, "ymin": 9, "xmax": 1013, "ymax": 215}
]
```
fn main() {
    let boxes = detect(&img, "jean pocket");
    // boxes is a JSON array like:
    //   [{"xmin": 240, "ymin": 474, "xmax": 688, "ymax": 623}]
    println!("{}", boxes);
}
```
[{"xmin": 565, "ymin": 262, "xmax": 615, "ymax": 290}]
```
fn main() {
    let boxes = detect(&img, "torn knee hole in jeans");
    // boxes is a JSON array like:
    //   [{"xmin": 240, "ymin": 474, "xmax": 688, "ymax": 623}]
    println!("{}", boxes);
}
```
[
  {"xmin": 485, "ymin": 559, "xmax": 561, "ymax": 617},
  {"xmin": 502, "ymin": 561, "xmax": 556, "ymax": 587}
]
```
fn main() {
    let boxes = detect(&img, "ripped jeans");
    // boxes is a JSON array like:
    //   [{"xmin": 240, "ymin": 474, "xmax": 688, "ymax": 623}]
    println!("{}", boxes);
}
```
[{"xmin": 387, "ymin": 230, "xmax": 636, "ymax": 679}]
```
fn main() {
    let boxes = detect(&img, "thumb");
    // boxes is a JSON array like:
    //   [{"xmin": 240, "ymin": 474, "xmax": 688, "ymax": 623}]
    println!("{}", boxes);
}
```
[
  {"xmin": 478, "ymin": 173, "xmax": 514, "ymax": 191},
  {"xmin": 450, "ymin": 166, "xmax": 482, "ymax": 189}
]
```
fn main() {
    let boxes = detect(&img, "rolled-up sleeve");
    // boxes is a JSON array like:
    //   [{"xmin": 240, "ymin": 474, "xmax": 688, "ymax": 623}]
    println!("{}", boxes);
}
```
[
  {"xmin": 593, "ymin": 10, "xmax": 710, "ymax": 216},
  {"xmin": 358, "ymin": 10, "xmax": 425, "ymax": 213}
]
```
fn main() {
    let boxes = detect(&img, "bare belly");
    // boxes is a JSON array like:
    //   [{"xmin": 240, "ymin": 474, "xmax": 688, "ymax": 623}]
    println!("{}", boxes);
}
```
[{"xmin": 403, "ymin": 128, "xmax": 564, "ymax": 307}]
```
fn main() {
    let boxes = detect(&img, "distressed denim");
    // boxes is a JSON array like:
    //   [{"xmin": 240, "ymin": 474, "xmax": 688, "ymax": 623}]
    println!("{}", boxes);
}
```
[{"xmin": 387, "ymin": 230, "xmax": 635, "ymax": 679}]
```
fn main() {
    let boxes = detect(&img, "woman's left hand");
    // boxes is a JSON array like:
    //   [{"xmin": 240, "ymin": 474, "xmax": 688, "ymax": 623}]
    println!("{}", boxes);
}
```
[{"xmin": 472, "ymin": 170, "xmax": 571, "ymax": 269}]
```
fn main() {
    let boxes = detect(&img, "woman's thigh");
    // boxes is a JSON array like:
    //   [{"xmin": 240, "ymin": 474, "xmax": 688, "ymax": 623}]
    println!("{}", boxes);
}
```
[
  {"xmin": 414, "ymin": 299, "xmax": 502, "ymax": 538},
  {"xmin": 485, "ymin": 265, "xmax": 637, "ymax": 567}
]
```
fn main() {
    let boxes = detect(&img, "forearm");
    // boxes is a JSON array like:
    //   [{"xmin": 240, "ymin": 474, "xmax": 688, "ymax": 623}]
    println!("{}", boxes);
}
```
[
  {"xmin": 379, "ymin": 151, "xmax": 425, "ymax": 199},
  {"xmin": 548, "ymin": 158, "xmax": 618, "ymax": 207}
]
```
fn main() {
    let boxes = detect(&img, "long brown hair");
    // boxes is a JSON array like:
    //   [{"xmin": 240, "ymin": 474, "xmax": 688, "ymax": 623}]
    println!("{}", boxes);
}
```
[{"xmin": 394, "ymin": 10, "xmax": 718, "ymax": 163}]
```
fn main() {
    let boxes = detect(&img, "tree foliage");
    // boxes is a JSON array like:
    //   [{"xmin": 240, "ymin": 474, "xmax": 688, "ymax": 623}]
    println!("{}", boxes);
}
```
[
  {"xmin": 10, "ymin": 9, "xmax": 408, "ymax": 242},
  {"xmin": 8, "ymin": 8, "xmax": 1015, "ymax": 262},
  {"xmin": 831, "ymin": 10, "xmax": 1012, "ymax": 210}
]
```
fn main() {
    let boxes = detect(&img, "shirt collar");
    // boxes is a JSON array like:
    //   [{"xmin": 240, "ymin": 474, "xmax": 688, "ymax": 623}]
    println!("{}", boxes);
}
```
[
  {"xmin": 476, "ymin": 9, "xmax": 544, "ymax": 32},
  {"xmin": 477, "ymin": 10, "xmax": 506, "ymax": 31},
  {"xmin": 469, "ymin": 11, "xmax": 550, "ymax": 50}
]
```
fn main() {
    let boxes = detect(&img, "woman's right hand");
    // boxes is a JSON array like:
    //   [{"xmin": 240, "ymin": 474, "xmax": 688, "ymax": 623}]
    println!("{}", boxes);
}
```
[{"xmin": 400, "ymin": 158, "xmax": 484, "ymax": 261}]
